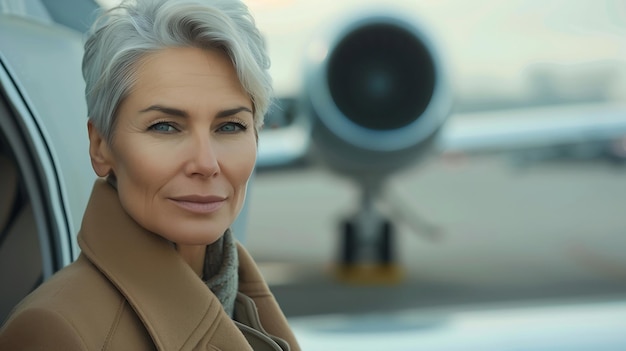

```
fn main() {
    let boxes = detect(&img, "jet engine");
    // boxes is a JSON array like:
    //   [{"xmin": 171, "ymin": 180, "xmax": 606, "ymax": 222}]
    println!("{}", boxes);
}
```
[
  {"xmin": 303, "ymin": 11, "xmax": 452, "ymax": 189},
  {"xmin": 301, "ymin": 11, "xmax": 452, "ymax": 278}
]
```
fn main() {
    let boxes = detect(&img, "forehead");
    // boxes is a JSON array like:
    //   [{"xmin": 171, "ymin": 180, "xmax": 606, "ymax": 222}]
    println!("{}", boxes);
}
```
[{"xmin": 131, "ymin": 47, "xmax": 247, "ymax": 97}]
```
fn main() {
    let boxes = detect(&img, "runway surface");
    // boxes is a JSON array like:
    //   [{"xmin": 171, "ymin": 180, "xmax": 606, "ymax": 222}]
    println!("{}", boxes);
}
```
[{"xmin": 245, "ymin": 154, "xmax": 626, "ymax": 317}]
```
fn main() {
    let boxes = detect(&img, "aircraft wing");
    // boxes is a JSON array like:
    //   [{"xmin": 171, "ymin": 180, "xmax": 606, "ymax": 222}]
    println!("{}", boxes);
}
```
[
  {"xmin": 439, "ymin": 102, "xmax": 626, "ymax": 154},
  {"xmin": 258, "ymin": 123, "xmax": 312, "ymax": 169},
  {"xmin": 257, "ymin": 101, "xmax": 626, "ymax": 169}
]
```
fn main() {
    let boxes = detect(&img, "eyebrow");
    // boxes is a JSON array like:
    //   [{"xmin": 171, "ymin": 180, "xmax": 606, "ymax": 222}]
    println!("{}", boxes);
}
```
[{"xmin": 139, "ymin": 105, "xmax": 253, "ymax": 118}]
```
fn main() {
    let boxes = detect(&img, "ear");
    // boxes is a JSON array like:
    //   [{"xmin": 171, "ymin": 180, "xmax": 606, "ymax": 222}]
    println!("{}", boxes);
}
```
[{"xmin": 87, "ymin": 119, "xmax": 114, "ymax": 177}]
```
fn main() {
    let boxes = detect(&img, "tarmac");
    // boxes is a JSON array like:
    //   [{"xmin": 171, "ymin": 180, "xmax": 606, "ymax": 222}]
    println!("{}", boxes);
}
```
[{"xmin": 245, "ymin": 153, "xmax": 626, "ymax": 317}]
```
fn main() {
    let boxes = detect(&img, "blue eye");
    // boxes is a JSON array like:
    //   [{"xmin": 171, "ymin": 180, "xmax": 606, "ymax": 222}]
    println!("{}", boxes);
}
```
[
  {"xmin": 218, "ymin": 122, "xmax": 246, "ymax": 133},
  {"xmin": 149, "ymin": 122, "xmax": 177, "ymax": 133}
]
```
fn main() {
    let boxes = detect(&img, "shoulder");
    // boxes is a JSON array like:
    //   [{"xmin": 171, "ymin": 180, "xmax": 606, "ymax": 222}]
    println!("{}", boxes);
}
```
[
  {"xmin": 0, "ymin": 306, "xmax": 88, "ymax": 350},
  {"xmin": 0, "ymin": 255, "xmax": 127, "ymax": 350},
  {"xmin": 12, "ymin": 254, "xmax": 120, "ymax": 316}
]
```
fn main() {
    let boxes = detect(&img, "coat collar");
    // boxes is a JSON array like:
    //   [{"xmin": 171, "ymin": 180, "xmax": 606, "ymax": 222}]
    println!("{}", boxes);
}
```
[{"xmin": 77, "ymin": 179, "xmax": 234, "ymax": 350}]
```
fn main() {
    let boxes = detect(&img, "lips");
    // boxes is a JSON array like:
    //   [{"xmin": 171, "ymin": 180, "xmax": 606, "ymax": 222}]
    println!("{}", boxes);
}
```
[{"xmin": 168, "ymin": 195, "xmax": 226, "ymax": 214}]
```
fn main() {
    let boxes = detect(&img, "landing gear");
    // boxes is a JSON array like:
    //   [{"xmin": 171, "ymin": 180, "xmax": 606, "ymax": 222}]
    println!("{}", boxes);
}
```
[
  {"xmin": 380, "ymin": 220, "xmax": 393, "ymax": 264},
  {"xmin": 334, "ymin": 187, "xmax": 403, "ymax": 284},
  {"xmin": 340, "ymin": 220, "xmax": 357, "ymax": 265},
  {"xmin": 339, "ymin": 219, "xmax": 393, "ymax": 265}
]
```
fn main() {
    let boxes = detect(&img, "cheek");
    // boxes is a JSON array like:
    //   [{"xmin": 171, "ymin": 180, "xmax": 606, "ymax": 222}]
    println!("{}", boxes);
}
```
[
  {"xmin": 113, "ymin": 139, "xmax": 176, "ymax": 182},
  {"xmin": 220, "ymin": 138, "xmax": 257, "ymax": 190}
]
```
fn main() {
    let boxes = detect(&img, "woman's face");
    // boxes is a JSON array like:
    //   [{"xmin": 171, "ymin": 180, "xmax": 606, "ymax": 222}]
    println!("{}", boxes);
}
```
[{"xmin": 89, "ymin": 47, "xmax": 256, "ymax": 246}]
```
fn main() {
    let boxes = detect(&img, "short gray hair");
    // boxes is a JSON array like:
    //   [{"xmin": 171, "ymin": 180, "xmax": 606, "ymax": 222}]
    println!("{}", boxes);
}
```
[{"xmin": 83, "ymin": 0, "xmax": 272, "ymax": 141}]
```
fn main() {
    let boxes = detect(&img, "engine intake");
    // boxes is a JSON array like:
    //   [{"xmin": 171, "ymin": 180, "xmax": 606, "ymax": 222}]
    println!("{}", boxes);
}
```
[
  {"xmin": 303, "ymin": 11, "xmax": 451, "ymax": 180},
  {"xmin": 327, "ymin": 23, "xmax": 436, "ymax": 131}
]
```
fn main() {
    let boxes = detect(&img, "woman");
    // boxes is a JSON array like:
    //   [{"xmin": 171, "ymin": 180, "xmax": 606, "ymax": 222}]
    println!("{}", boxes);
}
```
[{"xmin": 0, "ymin": 0, "xmax": 300, "ymax": 350}]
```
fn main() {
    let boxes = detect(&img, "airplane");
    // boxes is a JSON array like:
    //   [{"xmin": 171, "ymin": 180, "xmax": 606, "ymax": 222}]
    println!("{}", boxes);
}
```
[
  {"xmin": 250, "ymin": 1, "xmax": 626, "ymax": 280},
  {"xmin": 2, "ymin": 0, "xmax": 626, "ymax": 349}
]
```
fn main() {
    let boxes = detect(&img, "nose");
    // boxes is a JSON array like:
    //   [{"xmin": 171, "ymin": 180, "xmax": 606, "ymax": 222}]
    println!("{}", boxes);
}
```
[{"xmin": 184, "ymin": 134, "xmax": 220, "ymax": 178}]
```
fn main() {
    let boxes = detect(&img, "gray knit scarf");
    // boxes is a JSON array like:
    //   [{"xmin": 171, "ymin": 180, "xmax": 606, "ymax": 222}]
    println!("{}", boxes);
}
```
[{"xmin": 202, "ymin": 229, "xmax": 239, "ymax": 317}]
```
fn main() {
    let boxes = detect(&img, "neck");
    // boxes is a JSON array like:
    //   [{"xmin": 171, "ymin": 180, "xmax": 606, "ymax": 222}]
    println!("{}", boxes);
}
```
[{"xmin": 175, "ymin": 244, "xmax": 206, "ymax": 278}]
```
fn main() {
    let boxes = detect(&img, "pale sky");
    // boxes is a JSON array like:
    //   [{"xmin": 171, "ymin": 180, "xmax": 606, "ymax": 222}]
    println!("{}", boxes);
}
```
[{"xmin": 96, "ymin": 0, "xmax": 626, "ymax": 102}]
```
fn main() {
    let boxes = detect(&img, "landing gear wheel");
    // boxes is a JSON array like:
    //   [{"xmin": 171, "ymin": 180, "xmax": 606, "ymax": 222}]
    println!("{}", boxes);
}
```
[
  {"xmin": 379, "ymin": 220, "xmax": 393, "ymax": 264},
  {"xmin": 335, "ymin": 218, "xmax": 403, "ymax": 284},
  {"xmin": 340, "ymin": 220, "xmax": 357, "ymax": 265}
]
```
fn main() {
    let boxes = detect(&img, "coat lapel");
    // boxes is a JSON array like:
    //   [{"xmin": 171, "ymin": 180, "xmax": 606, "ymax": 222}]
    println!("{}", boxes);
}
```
[
  {"xmin": 77, "ymin": 179, "xmax": 235, "ymax": 350},
  {"xmin": 238, "ymin": 246, "xmax": 300, "ymax": 350}
]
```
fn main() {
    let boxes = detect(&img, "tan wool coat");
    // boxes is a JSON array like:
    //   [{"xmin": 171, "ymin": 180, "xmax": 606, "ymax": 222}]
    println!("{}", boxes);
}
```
[{"xmin": 0, "ymin": 179, "xmax": 300, "ymax": 351}]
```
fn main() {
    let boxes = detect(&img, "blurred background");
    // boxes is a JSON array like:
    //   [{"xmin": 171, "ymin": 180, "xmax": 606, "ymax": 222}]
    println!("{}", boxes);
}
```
[
  {"xmin": 233, "ymin": 0, "xmax": 626, "ymax": 311},
  {"xmin": 238, "ymin": 1, "xmax": 626, "ymax": 348}
]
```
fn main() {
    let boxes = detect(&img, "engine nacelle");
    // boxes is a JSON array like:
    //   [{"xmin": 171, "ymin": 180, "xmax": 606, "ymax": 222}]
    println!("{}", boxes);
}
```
[{"xmin": 303, "ymin": 11, "xmax": 451, "ymax": 186}]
